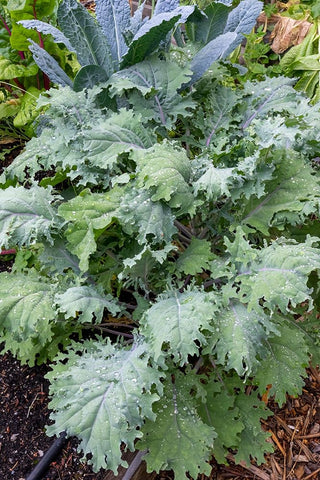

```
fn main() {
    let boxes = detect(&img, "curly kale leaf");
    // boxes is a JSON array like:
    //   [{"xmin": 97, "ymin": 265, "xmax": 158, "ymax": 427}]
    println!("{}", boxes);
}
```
[
  {"xmin": 138, "ymin": 371, "xmax": 216, "ymax": 479},
  {"xmin": 46, "ymin": 339, "xmax": 163, "ymax": 473},
  {"xmin": 140, "ymin": 287, "xmax": 219, "ymax": 365}
]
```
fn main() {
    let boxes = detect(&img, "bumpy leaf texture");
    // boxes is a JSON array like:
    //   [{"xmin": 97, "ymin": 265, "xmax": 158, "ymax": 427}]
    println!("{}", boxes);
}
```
[
  {"xmin": 55, "ymin": 285, "xmax": 120, "ymax": 323},
  {"xmin": 237, "ymin": 236, "xmax": 320, "ymax": 314},
  {"xmin": 197, "ymin": 379, "xmax": 244, "ymax": 464},
  {"xmin": 134, "ymin": 141, "xmax": 194, "ymax": 214},
  {"xmin": 253, "ymin": 322, "xmax": 310, "ymax": 405},
  {"xmin": 0, "ymin": 270, "xmax": 58, "ymax": 364},
  {"xmin": 108, "ymin": 56, "xmax": 195, "ymax": 127},
  {"xmin": 58, "ymin": 188, "xmax": 122, "ymax": 271},
  {"xmin": 118, "ymin": 188, "xmax": 177, "ymax": 245},
  {"xmin": 240, "ymin": 152, "xmax": 320, "ymax": 235},
  {"xmin": 175, "ymin": 238, "xmax": 213, "ymax": 276},
  {"xmin": 95, "ymin": 0, "xmax": 130, "ymax": 66},
  {"xmin": 46, "ymin": 340, "xmax": 163, "ymax": 473},
  {"xmin": 138, "ymin": 371, "xmax": 216, "ymax": 479},
  {"xmin": 0, "ymin": 186, "xmax": 59, "ymax": 248},
  {"xmin": 140, "ymin": 287, "xmax": 218, "ymax": 365},
  {"xmin": 210, "ymin": 299, "xmax": 277, "ymax": 376}
]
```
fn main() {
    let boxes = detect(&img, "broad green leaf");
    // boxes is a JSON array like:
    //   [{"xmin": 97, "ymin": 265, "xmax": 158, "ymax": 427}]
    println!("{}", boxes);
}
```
[
  {"xmin": 108, "ymin": 57, "xmax": 194, "ymax": 127},
  {"xmin": 46, "ymin": 340, "xmax": 163, "ymax": 473},
  {"xmin": 0, "ymin": 270, "xmax": 57, "ymax": 363},
  {"xmin": 211, "ymin": 300, "xmax": 277, "ymax": 376},
  {"xmin": 55, "ymin": 285, "xmax": 120, "ymax": 323},
  {"xmin": 58, "ymin": 0, "xmax": 114, "ymax": 74},
  {"xmin": 118, "ymin": 188, "xmax": 177, "ymax": 245},
  {"xmin": 197, "ymin": 380, "xmax": 244, "ymax": 464},
  {"xmin": 82, "ymin": 109, "xmax": 156, "ymax": 169},
  {"xmin": 241, "ymin": 77, "xmax": 301, "ymax": 130},
  {"xmin": 0, "ymin": 185, "xmax": 59, "ymax": 248},
  {"xmin": 134, "ymin": 141, "xmax": 193, "ymax": 214},
  {"xmin": 193, "ymin": 84, "xmax": 239, "ymax": 148},
  {"xmin": 139, "ymin": 371, "xmax": 215, "ymax": 479},
  {"xmin": 95, "ymin": 0, "xmax": 130, "ymax": 66},
  {"xmin": 140, "ymin": 287, "xmax": 218, "ymax": 365},
  {"xmin": 13, "ymin": 86, "xmax": 40, "ymax": 127},
  {"xmin": 175, "ymin": 238, "xmax": 213, "ymax": 276},
  {"xmin": 238, "ymin": 237, "xmax": 320, "ymax": 314},
  {"xmin": 7, "ymin": 0, "xmax": 58, "ymax": 18},
  {"xmin": 58, "ymin": 189, "xmax": 121, "ymax": 271},
  {"xmin": 0, "ymin": 55, "xmax": 38, "ymax": 79},
  {"xmin": 254, "ymin": 323, "xmax": 310, "ymax": 406},
  {"xmin": 240, "ymin": 152, "xmax": 320, "ymax": 235}
]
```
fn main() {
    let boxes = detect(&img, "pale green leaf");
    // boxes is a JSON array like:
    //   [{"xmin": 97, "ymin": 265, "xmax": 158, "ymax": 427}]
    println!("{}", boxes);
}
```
[
  {"xmin": 39, "ymin": 238, "xmax": 81, "ymax": 274},
  {"xmin": 175, "ymin": 238, "xmax": 213, "ymax": 275},
  {"xmin": 240, "ymin": 152, "xmax": 320, "ymax": 235},
  {"xmin": 254, "ymin": 323, "xmax": 310, "ymax": 406},
  {"xmin": 0, "ymin": 55, "xmax": 38, "ymax": 79},
  {"xmin": 134, "ymin": 141, "xmax": 194, "ymax": 214},
  {"xmin": 194, "ymin": 164, "xmax": 236, "ymax": 200},
  {"xmin": 55, "ymin": 285, "xmax": 120, "ymax": 323},
  {"xmin": 0, "ymin": 270, "xmax": 57, "ymax": 363},
  {"xmin": 0, "ymin": 185, "xmax": 59, "ymax": 249},
  {"xmin": 238, "ymin": 237, "xmax": 320, "ymax": 314},
  {"xmin": 118, "ymin": 188, "xmax": 177, "ymax": 245},
  {"xmin": 46, "ymin": 340, "xmax": 163, "ymax": 473},
  {"xmin": 82, "ymin": 109, "xmax": 156, "ymax": 169},
  {"xmin": 58, "ymin": 189, "xmax": 121, "ymax": 271},
  {"xmin": 139, "ymin": 371, "xmax": 215, "ymax": 479},
  {"xmin": 109, "ymin": 57, "xmax": 194, "ymax": 127},
  {"xmin": 140, "ymin": 288, "xmax": 218, "ymax": 365},
  {"xmin": 210, "ymin": 300, "xmax": 277, "ymax": 376}
]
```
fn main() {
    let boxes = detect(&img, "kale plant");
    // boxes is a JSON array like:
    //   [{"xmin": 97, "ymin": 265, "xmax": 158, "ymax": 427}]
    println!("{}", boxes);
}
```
[{"xmin": 1, "ymin": 1, "xmax": 320, "ymax": 478}]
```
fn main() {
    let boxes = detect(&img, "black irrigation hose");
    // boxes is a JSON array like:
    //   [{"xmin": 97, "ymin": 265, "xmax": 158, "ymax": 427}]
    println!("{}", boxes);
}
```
[
  {"xmin": 26, "ymin": 430, "xmax": 145, "ymax": 480},
  {"xmin": 26, "ymin": 431, "xmax": 67, "ymax": 480}
]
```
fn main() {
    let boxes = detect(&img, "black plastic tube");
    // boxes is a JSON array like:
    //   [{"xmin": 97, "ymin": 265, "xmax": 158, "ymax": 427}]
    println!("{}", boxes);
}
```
[{"xmin": 26, "ymin": 431, "xmax": 67, "ymax": 480}]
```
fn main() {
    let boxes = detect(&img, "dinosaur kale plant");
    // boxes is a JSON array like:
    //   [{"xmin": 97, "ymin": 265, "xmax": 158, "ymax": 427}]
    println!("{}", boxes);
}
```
[
  {"xmin": 18, "ymin": 0, "xmax": 263, "ymax": 91},
  {"xmin": 1, "ymin": 0, "xmax": 320, "ymax": 478}
]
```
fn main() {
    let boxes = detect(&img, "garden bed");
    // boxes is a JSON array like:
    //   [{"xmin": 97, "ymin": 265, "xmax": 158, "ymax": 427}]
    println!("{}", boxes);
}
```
[{"xmin": 1, "ymin": 342, "xmax": 320, "ymax": 480}]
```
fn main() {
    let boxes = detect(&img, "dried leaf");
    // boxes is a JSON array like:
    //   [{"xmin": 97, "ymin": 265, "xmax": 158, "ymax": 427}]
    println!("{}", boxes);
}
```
[{"xmin": 270, "ymin": 16, "xmax": 312, "ymax": 54}]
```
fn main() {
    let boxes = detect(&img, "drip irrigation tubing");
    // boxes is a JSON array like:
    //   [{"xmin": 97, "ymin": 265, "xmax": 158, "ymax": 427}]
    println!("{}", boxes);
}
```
[
  {"xmin": 25, "ymin": 431, "xmax": 146, "ymax": 480},
  {"xmin": 26, "ymin": 431, "xmax": 67, "ymax": 480}
]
